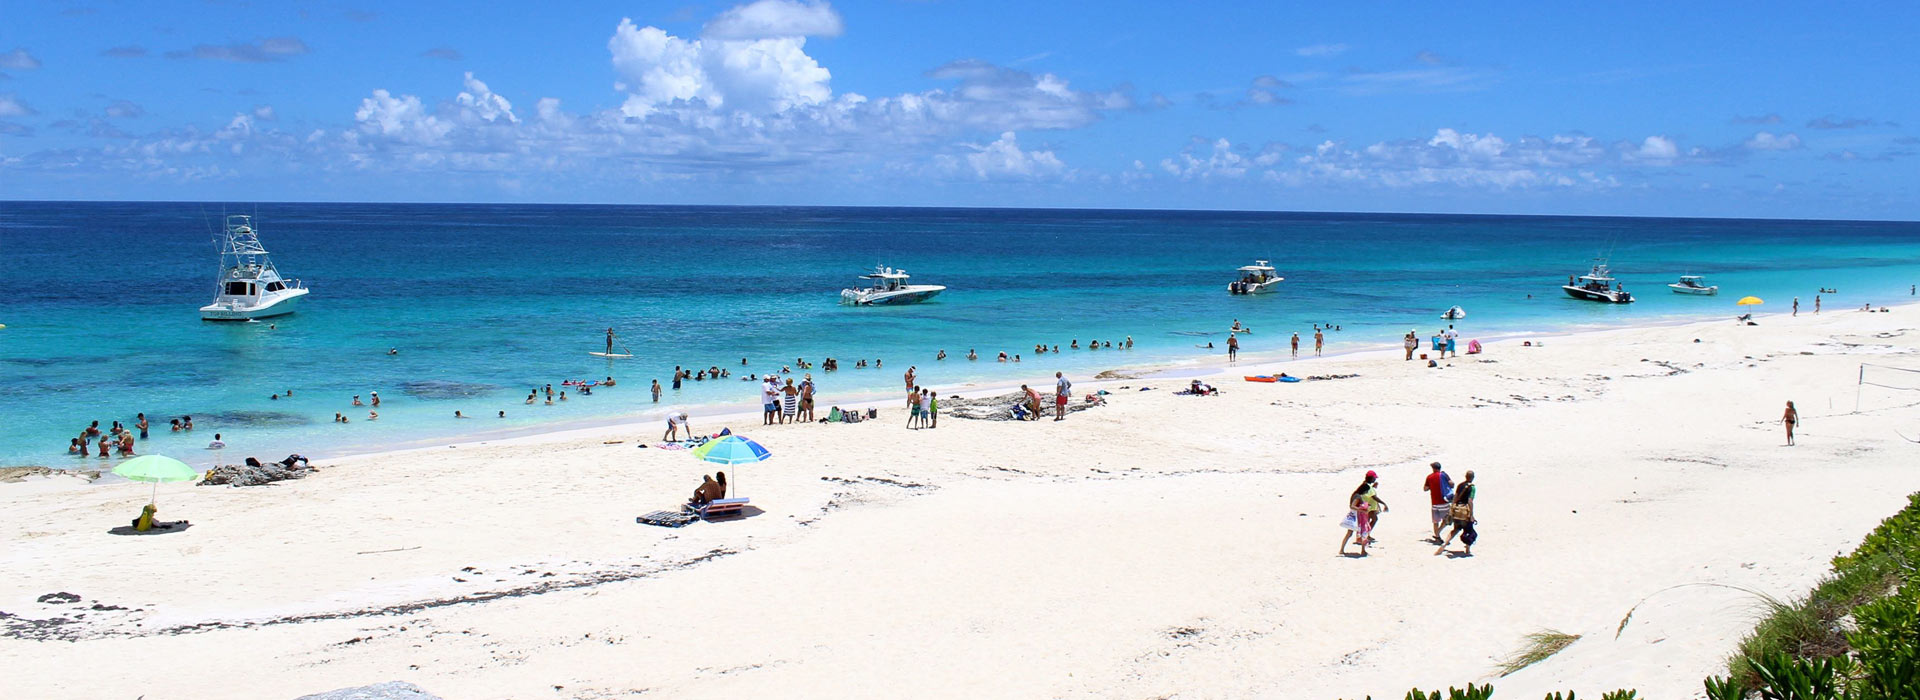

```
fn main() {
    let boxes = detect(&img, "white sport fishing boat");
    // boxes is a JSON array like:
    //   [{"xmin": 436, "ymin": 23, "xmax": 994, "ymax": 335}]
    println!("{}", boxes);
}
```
[
  {"xmin": 840, "ymin": 266, "xmax": 945, "ymax": 306},
  {"xmin": 1668, "ymin": 275, "xmax": 1719, "ymax": 295},
  {"xmin": 1227, "ymin": 260, "xmax": 1284, "ymax": 295},
  {"xmin": 1562, "ymin": 258, "xmax": 1633, "ymax": 304},
  {"xmin": 199, "ymin": 214, "xmax": 308, "ymax": 321}
]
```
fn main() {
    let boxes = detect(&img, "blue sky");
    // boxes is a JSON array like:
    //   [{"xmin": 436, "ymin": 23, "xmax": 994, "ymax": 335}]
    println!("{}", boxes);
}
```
[{"xmin": 0, "ymin": 1, "xmax": 1914, "ymax": 219}]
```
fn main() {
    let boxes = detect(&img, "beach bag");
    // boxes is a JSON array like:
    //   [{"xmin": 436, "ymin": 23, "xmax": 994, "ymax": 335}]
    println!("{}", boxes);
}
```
[
  {"xmin": 1450, "ymin": 502, "xmax": 1474, "ymax": 522},
  {"xmin": 1339, "ymin": 510, "xmax": 1360, "ymax": 531}
]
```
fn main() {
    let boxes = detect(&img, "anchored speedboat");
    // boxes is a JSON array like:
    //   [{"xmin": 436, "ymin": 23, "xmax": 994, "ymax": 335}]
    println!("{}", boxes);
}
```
[
  {"xmin": 199, "ymin": 214, "xmax": 308, "ymax": 320},
  {"xmin": 1562, "ymin": 259, "xmax": 1633, "ymax": 304},
  {"xmin": 840, "ymin": 266, "xmax": 945, "ymax": 306}
]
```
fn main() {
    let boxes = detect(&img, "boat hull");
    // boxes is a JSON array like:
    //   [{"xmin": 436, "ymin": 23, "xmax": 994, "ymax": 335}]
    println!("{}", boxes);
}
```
[
  {"xmin": 1228, "ymin": 280, "xmax": 1283, "ymax": 295},
  {"xmin": 1669, "ymin": 285, "xmax": 1719, "ymax": 295},
  {"xmin": 1559, "ymin": 285, "xmax": 1635, "ymax": 301},
  {"xmin": 1562, "ymin": 285, "xmax": 1633, "ymax": 304},
  {"xmin": 201, "ymin": 289, "xmax": 308, "ymax": 320},
  {"xmin": 842, "ymin": 287, "xmax": 944, "ymax": 306}
]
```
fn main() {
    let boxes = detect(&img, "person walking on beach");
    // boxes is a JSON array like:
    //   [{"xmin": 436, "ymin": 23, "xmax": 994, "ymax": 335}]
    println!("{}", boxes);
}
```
[
  {"xmin": 1793, "ymin": 297, "xmax": 1799, "ymax": 316},
  {"xmin": 1339, "ymin": 471, "xmax": 1384, "ymax": 556},
  {"xmin": 1436, "ymin": 471, "xmax": 1478, "ymax": 556},
  {"xmin": 1404, "ymin": 330, "xmax": 1418, "ymax": 361},
  {"xmin": 651, "ymin": 379, "xmax": 661, "ymax": 403},
  {"xmin": 1423, "ymin": 462, "xmax": 1454, "ymax": 542},
  {"xmin": 1291, "ymin": 332, "xmax": 1300, "ymax": 358},
  {"xmin": 1314, "ymin": 329, "xmax": 1324, "ymax": 356},
  {"xmin": 1783, "ymin": 400, "xmax": 1799, "ymax": 446},
  {"xmin": 1443, "ymin": 325, "xmax": 1459, "ymax": 358},
  {"xmin": 1054, "ymin": 372, "xmax": 1072, "ymax": 421},
  {"xmin": 1227, "ymin": 334, "xmax": 1239, "ymax": 361},
  {"xmin": 1815, "ymin": 295, "xmax": 1822, "ymax": 314}
]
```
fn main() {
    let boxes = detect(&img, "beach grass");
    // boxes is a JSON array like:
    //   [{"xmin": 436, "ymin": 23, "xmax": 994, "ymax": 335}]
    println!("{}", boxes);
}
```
[
  {"xmin": 1496, "ymin": 629, "xmax": 1582, "ymax": 677},
  {"xmin": 1723, "ymin": 492, "xmax": 1920, "ymax": 690}
]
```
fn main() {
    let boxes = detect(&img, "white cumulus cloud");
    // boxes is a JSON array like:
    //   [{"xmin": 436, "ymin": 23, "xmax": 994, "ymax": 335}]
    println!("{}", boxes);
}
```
[
  {"xmin": 703, "ymin": 0, "xmax": 844, "ymax": 40},
  {"xmin": 959, "ymin": 131, "xmax": 1065, "ymax": 180},
  {"xmin": 608, "ymin": 18, "xmax": 831, "ymax": 116}
]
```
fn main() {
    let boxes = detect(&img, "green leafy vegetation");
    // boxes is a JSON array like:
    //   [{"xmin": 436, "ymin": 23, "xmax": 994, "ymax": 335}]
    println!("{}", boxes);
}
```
[{"xmin": 1353, "ymin": 491, "xmax": 1920, "ymax": 700}]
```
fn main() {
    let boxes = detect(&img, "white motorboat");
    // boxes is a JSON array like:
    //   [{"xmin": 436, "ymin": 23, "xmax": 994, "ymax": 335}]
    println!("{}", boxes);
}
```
[
  {"xmin": 1441, "ymin": 305, "xmax": 1467, "ymax": 320},
  {"xmin": 1562, "ymin": 258, "xmax": 1633, "ymax": 304},
  {"xmin": 1227, "ymin": 260, "xmax": 1284, "ymax": 295},
  {"xmin": 199, "ymin": 214, "xmax": 308, "ymax": 321},
  {"xmin": 1669, "ymin": 275, "xmax": 1719, "ymax": 295},
  {"xmin": 840, "ymin": 266, "xmax": 945, "ymax": 306}
]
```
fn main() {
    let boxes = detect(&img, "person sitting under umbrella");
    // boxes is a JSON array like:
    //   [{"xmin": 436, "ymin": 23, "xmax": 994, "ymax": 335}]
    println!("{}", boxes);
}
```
[
  {"xmin": 690, "ymin": 471, "xmax": 727, "ymax": 506},
  {"xmin": 131, "ymin": 503, "xmax": 188, "ymax": 532}
]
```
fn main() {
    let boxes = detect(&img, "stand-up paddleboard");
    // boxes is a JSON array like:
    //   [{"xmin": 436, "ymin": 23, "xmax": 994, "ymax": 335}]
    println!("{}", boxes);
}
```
[{"xmin": 593, "ymin": 327, "xmax": 634, "ymax": 358}]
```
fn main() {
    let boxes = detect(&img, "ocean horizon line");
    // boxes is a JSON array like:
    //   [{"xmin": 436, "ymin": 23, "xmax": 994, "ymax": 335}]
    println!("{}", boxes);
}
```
[{"xmin": 4, "ymin": 198, "xmax": 1915, "ymax": 226}]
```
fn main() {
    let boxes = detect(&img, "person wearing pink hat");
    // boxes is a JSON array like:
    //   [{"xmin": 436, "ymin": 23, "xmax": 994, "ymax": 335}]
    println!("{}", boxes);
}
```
[{"xmin": 1340, "ymin": 470, "xmax": 1387, "ymax": 556}]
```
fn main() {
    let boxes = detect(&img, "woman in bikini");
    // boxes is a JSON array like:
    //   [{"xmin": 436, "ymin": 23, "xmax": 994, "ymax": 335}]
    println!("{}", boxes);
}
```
[{"xmin": 1783, "ymin": 400, "xmax": 1798, "ymax": 446}]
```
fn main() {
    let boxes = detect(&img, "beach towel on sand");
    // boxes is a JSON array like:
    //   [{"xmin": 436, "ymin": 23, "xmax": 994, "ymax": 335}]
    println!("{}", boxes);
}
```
[{"xmin": 637, "ymin": 510, "xmax": 698, "ymax": 528}]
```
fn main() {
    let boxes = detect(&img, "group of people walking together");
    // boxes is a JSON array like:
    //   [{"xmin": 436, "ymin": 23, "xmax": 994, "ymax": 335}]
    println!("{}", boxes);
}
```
[{"xmin": 1339, "ymin": 461, "xmax": 1478, "ymax": 557}]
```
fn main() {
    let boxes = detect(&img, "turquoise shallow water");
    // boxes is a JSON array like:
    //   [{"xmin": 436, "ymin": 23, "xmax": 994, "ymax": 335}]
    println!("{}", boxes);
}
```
[{"xmin": 2, "ymin": 202, "xmax": 1917, "ymax": 468}]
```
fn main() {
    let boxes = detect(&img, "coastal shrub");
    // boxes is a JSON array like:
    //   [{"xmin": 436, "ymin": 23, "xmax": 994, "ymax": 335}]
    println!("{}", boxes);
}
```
[
  {"xmin": 1358, "ymin": 492, "xmax": 1920, "ymax": 700},
  {"xmin": 1726, "ymin": 490, "xmax": 1920, "ymax": 691}
]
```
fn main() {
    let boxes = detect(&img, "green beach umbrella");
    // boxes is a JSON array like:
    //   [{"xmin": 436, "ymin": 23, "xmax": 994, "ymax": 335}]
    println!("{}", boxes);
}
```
[
  {"xmin": 112, "ymin": 455, "xmax": 198, "ymax": 505},
  {"xmin": 690, "ymin": 435, "xmax": 771, "ymax": 497}
]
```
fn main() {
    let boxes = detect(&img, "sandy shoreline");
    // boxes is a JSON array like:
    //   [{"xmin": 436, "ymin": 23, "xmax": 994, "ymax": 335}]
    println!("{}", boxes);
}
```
[{"xmin": 6, "ymin": 304, "xmax": 1919, "ymax": 698}]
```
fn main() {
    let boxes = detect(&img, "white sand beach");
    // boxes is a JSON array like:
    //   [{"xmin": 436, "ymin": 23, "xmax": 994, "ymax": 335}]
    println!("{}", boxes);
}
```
[{"xmin": 6, "ymin": 306, "xmax": 1920, "ymax": 699}]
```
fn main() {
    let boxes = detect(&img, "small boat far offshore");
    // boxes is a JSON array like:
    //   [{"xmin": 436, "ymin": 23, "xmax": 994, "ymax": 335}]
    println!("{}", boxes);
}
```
[
  {"xmin": 199, "ymin": 214, "xmax": 309, "ymax": 321},
  {"xmin": 840, "ymin": 266, "xmax": 945, "ymax": 306},
  {"xmin": 1669, "ymin": 275, "xmax": 1719, "ymax": 295}
]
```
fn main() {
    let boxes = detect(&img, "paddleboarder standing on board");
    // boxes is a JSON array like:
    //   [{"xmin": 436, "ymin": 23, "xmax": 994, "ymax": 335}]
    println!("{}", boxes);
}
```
[{"xmin": 606, "ymin": 327, "xmax": 615, "ymax": 355}]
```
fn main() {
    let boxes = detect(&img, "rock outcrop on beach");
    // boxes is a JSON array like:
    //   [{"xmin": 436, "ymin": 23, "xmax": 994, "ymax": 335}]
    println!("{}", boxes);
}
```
[
  {"xmin": 943, "ymin": 391, "xmax": 1102, "ymax": 420},
  {"xmin": 200, "ymin": 462, "xmax": 310, "ymax": 487}
]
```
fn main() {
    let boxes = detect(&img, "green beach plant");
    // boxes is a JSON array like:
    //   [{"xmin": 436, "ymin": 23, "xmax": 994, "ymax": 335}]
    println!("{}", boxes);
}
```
[
  {"xmin": 1496, "ymin": 630, "xmax": 1582, "ymax": 677},
  {"xmin": 1357, "ymin": 491, "xmax": 1920, "ymax": 700}
]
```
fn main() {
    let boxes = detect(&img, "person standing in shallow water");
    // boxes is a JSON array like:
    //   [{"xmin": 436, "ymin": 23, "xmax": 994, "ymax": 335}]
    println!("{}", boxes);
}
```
[
  {"xmin": 1227, "ymin": 334, "xmax": 1238, "ymax": 361},
  {"xmin": 1291, "ymin": 332, "xmax": 1300, "ymax": 358},
  {"xmin": 1783, "ymin": 400, "xmax": 1799, "ymax": 446}
]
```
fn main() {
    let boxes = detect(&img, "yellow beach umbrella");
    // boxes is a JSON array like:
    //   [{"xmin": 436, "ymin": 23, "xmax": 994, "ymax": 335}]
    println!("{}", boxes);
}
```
[{"xmin": 1736, "ymin": 296, "xmax": 1764, "ymax": 306}]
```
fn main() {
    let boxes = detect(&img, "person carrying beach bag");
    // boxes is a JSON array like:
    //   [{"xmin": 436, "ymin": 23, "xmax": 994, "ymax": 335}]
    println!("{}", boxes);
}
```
[{"xmin": 1436, "ymin": 470, "xmax": 1477, "ymax": 556}]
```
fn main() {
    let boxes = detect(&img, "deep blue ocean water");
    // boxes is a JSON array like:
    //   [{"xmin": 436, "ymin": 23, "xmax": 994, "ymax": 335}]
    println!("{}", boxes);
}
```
[{"xmin": 3, "ymin": 201, "xmax": 1917, "ymax": 468}]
